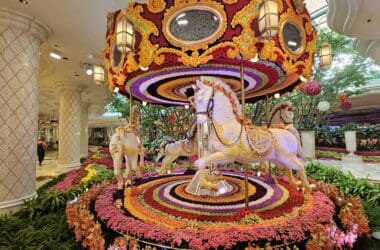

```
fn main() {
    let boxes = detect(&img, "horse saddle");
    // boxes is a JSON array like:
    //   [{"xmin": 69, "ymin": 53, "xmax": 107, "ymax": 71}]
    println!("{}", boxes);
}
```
[
  {"xmin": 245, "ymin": 126, "xmax": 273, "ymax": 155},
  {"xmin": 181, "ymin": 140, "xmax": 195, "ymax": 153}
]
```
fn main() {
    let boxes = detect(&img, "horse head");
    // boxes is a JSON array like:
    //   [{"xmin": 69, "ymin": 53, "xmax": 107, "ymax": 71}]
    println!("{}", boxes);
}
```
[{"xmin": 195, "ymin": 78, "xmax": 214, "ymax": 125}]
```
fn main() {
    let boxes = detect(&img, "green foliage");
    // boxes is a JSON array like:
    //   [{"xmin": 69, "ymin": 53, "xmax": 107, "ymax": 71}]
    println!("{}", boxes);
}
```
[
  {"xmin": 298, "ymin": 118, "xmax": 317, "ymax": 130},
  {"xmin": 341, "ymin": 122, "xmax": 358, "ymax": 131},
  {"xmin": 0, "ymin": 210, "xmax": 81, "ymax": 249},
  {"xmin": 306, "ymin": 162, "xmax": 380, "ymax": 231},
  {"xmin": 260, "ymin": 29, "xmax": 379, "ymax": 127}
]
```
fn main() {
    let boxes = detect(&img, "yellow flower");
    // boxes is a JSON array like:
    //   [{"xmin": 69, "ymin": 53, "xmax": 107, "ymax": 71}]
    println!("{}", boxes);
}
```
[{"xmin": 81, "ymin": 164, "xmax": 98, "ymax": 183}]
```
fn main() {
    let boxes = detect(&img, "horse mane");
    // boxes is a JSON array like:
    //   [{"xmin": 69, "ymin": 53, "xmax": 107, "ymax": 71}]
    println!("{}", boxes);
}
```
[
  {"xmin": 201, "ymin": 77, "xmax": 244, "ymax": 124},
  {"xmin": 268, "ymin": 101, "xmax": 293, "ymax": 126},
  {"xmin": 130, "ymin": 106, "xmax": 141, "ymax": 128}
]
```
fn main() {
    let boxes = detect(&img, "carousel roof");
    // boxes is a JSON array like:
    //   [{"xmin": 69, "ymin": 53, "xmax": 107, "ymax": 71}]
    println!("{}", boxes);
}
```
[{"xmin": 103, "ymin": 0, "xmax": 317, "ymax": 105}]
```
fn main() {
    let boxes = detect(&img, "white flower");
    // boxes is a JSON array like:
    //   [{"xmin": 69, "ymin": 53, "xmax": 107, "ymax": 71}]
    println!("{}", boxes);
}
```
[{"xmin": 318, "ymin": 101, "xmax": 330, "ymax": 111}]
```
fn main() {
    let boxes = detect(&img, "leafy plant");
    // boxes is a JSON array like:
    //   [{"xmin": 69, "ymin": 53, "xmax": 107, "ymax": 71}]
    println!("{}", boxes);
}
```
[{"xmin": 341, "ymin": 122, "xmax": 358, "ymax": 132}]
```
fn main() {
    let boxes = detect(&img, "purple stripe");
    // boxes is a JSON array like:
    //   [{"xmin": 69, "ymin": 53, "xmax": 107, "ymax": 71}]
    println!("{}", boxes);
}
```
[
  {"xmin": 130, "ymin": 65, "xmax": 264, "ymax": 103},
  {"xmin": 151, "ymin": 175, "xmax": 284, "ymax": 213}
]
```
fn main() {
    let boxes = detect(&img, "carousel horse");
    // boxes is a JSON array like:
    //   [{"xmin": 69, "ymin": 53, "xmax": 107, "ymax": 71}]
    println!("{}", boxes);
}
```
[
  {"xmin": 109, "ymin": 106, "xmax": 144, "ymax": 187},
  {"xmin": 194, "ymin": 76, "xmax": 312, "ymax": 190},
  {"xmin": 155, "ymin": 120, "xmax": 197, "ymax": 175},
  {"xmin": 268, "ymin": 101, "xmax": 306, "ymax": 161}
]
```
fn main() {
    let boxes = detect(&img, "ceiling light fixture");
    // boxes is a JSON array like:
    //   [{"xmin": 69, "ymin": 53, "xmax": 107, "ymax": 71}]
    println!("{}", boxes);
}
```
[
  {"xmin": 84, "ymin": 63, "xmax": 93, "ymax": 76},
  {"xmin": 49, "ymin": 51, "xmax": 62, "ymax": 60},
  {"xmin": 93, "ymin": 65, "xmax": 105, "ymax": 84}
]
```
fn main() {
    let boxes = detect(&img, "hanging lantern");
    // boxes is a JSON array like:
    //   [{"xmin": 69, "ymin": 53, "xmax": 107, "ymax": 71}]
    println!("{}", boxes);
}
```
[
  {"xmin": 317, "ymin": 101, "xmax": 330, "ymax": 112},
  {"xmin": 319, "ymin": 43, "xmax": 332, "ymax": 68},
  {"xmin": 93, "ymin": 65, "xmax": 105, "ymax": 85},
  {"xmin": 116, "ymin": 16, "xmax": 135, "ymax": 53},
  {"xmin": 258, "ymin": 0, "xmax": 279, "ymax": 39}
]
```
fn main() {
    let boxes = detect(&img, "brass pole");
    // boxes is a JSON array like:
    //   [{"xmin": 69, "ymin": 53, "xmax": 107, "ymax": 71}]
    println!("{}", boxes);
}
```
[
  {"xmin": 265, "ymin": 95, "xmax": 272, "ymax": 174},
  {"xmin": 265, "ymin": 95, "xmax": 269, "ymax": 123},
  {"xmin": 241, "ymin": 63, "xmax": 249, "ymax": 210},
  {"xmin": 129, "ymin": 85, "xmax": 133, "ymax": 125}
]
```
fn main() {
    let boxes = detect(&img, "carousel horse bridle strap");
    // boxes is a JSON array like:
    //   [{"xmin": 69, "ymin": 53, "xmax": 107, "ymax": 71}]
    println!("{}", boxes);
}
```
[
  {"xmin": 279, "ymin": 106, "xmax": 293, "ymax": 125},
  {"xmin": 196, "ymin": 84, "xmax": 215, "ymax": 116}
]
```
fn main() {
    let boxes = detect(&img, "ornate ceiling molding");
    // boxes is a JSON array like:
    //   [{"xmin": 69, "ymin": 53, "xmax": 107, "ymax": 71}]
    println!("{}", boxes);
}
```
[{"xmin": 0, "ymin": 8, "xmax": 52, "ymax": 43}]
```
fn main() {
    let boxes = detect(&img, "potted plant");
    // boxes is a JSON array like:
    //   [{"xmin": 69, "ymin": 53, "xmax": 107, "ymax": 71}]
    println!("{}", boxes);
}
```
[
  {"xmin": 341, "ymin": 123, "xmax": 358, "ymax": 155},
  {"xmin": 298, "ymin": 117, "xmax": 316, "ymax": 159}
]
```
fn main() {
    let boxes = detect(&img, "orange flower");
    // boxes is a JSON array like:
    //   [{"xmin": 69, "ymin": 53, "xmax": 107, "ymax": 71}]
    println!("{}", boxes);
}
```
[
  {"xmin": 167, "ymin": 113, "xmax": 176, "ymax": 122},
  {"xmin": 337, "ymin": 93, "xmax": 347, "ymax": 102}
]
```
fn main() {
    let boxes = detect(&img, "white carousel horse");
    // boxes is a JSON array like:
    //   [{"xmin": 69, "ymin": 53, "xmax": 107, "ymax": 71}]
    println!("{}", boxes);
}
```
[
  {"xmin": 109, "ymin": 106, "xmax": 143, "ymax": 186},
  {"xmin": 155, "ymin": 120, "xmax": 197, "ymax": 175},
  {"xmin": 268, "ymin": 101, "xmax": 306, "ymax": 161},
  {"xmin": 194, "ymin": 76, "xmax": 311, "ymax": 190}
]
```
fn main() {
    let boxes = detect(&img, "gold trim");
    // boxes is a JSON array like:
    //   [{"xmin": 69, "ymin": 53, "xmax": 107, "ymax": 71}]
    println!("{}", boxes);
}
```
[
  {"xmin": 162, "ymin": 2, "xmax": 227, "ymax": 51},
  {"xmin": 147, "ymin": 0, "xmax": 166, "ymax": 13},
  {"xmin": 279, "ymin": 17, "xmax": 306, "ymax": 60}
]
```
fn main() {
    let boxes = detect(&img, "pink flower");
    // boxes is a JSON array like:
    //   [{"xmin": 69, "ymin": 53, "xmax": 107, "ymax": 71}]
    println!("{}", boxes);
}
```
[
  {"xmin": 336, "ymin": 232, "xmax": 346, "ymax": 249},
  {"xmin": 344, "ymin": 231, "xmax": 357, "ymax": 248},
  {"xmin": 368, "ymin": 138, "xmax": 378, "ymax": 146},
  {"xmin": 305, "ymin": 81, "xmax": 322, "ymax": 96}
]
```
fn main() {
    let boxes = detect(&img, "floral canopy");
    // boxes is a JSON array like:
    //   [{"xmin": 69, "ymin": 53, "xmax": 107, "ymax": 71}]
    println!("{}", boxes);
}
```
[{"xmin": 103, "ymin": 0, "xmax": 317, "ymax": 105}]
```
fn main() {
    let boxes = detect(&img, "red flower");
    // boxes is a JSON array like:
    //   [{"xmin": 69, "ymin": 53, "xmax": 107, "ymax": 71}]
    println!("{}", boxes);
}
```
[{"xmin": 340, "ymin": 100, "xmax": 352, "ymax": 110}]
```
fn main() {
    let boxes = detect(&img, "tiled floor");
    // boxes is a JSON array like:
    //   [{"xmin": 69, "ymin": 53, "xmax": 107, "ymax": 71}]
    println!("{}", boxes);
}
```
[
  {"xmin": 317, "ymin": 159, "xmax": 380, "ymax": 183},
  {"xmin": 35, "ymin": 151, "xmax": 79, "ymax": 189},
  {"xmin": 35, "ymin": 152, "xmax": 380, "ymax": 189}
]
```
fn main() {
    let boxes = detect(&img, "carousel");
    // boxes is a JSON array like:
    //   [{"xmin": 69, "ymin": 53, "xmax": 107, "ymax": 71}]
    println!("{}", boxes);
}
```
[{"xmin": 95, "ymin": 0, "xmax": 334, "ymax": 248}]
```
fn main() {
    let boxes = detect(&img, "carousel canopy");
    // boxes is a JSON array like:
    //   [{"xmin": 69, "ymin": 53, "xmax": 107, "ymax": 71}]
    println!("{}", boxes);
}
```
[{"xmin": 103, "ymin": 0, "xmax": 317, "ymax": 105}]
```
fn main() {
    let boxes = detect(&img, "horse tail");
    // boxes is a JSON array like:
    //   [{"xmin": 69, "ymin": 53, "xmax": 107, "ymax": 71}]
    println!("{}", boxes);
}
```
[{"xmin": 286, "ymin": 126, "xmax": 306, "ymax": 161}]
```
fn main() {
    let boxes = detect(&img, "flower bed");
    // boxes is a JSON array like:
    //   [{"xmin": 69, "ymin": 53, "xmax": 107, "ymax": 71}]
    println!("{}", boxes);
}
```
[
  {"xmin": 316, "ymin": 148, "xmax": 380, "ymax": 162},
  {"xmin": 93, "ymin": 170, "xmax": 336, "ymax": 249}
]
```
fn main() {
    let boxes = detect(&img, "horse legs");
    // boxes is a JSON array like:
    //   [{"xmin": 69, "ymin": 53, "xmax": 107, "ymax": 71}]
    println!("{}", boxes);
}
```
[
  {"xmin": 272, "ymin": 160, "xmax": 296, "ymax": 186},
  {"xmin": 289, "ymin": 158, "xmax": 310, "ymax": 191},
  {"xmin": 194, "ymin": 152, "xmax": 233, "ymax": 168},
  {"xmin": 159, "ymin": 153, "xmax": 177, "ymax": 175}
]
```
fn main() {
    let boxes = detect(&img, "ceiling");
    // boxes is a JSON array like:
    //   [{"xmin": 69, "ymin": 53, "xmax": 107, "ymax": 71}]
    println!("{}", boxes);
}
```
[
  {"xmin": 327, "ymin": 0, "xmax": 380, "ymax": 64},
  {"xmin": 2, "ymin": 0, "xmax": 146, "ymax": 122}
]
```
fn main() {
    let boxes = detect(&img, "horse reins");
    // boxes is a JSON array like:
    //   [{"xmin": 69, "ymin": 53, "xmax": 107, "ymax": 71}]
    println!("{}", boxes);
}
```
[{"xmin": 196, "ymin": 84, "xmax": 243, "ymax": 147}]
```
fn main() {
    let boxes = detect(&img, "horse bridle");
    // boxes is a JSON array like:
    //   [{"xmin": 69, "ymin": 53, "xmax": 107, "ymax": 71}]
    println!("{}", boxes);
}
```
[
  {"xmin": 279, "ymin": 108, "xmax": 293, "ymax": 125},
  {"xmin": 195, "ymin": 87, "xmax": 215, "ymax": 117},
  {"xmin": 195, "ymin": 84, "xmax": 242, "ymax": 146}
]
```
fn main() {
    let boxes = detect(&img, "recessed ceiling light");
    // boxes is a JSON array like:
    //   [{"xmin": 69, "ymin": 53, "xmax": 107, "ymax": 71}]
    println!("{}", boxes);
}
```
[
  {"xmin": 19, "ymin": 0, "xmax": 28, "ymax": 4},
  {"xmin": 86, "ymin": 68, "xmax": 93, "ymax": 76},
  {"xmin": 366, "ymin": 19, "xmax": 372, "ymax": 23},
  {"xmin": 49, "ymin": 51, "xmax": 62, "ymax": 60}
]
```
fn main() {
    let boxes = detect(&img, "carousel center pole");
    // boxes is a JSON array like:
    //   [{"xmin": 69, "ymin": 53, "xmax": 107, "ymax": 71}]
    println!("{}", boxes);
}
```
[
  {"xmin": 129, "ymin": 85, "xmax": 133, "ymax": 125},
  {"xmin": 241, "ymin": 63, "xmax": 249, "ymax": 210}
]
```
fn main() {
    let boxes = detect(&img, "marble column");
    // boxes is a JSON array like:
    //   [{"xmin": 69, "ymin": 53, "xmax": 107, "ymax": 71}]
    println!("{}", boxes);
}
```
[
  {"xmin": 80, "ymin": 102, "xmax": 90, "ymax": 158},
  {"xmin": 0, "ymin": 9, "xmax": 51, "ymax": 214},
  {"xmin": 57, "ymin": 85, "xmax": 81, "ymax": 168}
]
